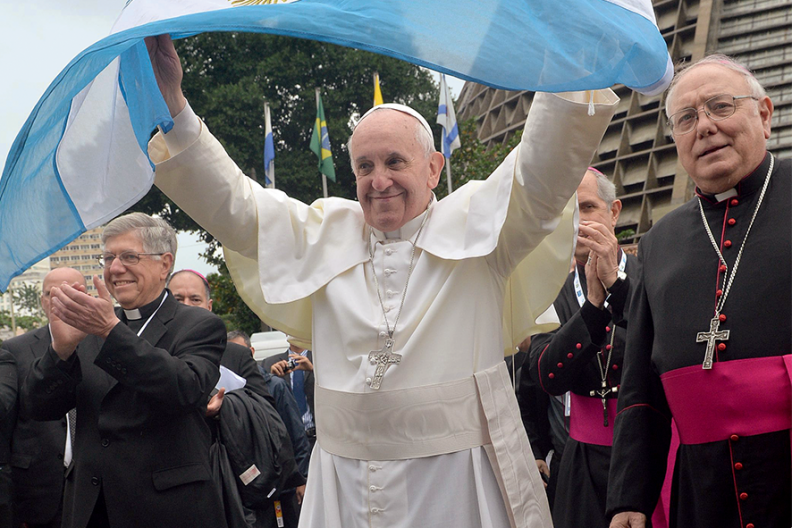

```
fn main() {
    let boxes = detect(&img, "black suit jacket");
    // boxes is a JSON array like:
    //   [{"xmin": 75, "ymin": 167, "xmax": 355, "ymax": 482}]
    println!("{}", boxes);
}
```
[
  {"xmin": 262, "ymin": 350, "xmax": 314, "ymax": 423},
  {"xmin": 220, "ymin": 342, "xmax": 272, "ymax": 404},
  {"xmin": 23, "ymin": 293, "xmax": 227, "ymax": 528},
  {"xmin": 2, "ymin": 326, "xmax": 65, "ymax": 525}
]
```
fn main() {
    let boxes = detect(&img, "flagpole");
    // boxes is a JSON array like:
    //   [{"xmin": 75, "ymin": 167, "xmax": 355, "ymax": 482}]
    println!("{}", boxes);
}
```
[
  {"xmin": 316, "ymin": 88, "xmax": 329, "ymax": 199},
  {"xmin": 445, "ymin": 162, "xmax": 453, "ymax": 194},
  {"xmin": 264, "ymin": 101, "xmax": 276, "ymax": 189}
]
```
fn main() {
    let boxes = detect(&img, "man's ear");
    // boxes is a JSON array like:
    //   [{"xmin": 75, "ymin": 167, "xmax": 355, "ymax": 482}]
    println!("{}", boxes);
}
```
[
  {"xmin": 427, "ymin": 152, "xmax": 445, "ymax": 189},
  {"xmin": 160, "ymin": 253, "xmax": 175, "ymax": 280},
  {"xmin": 758, "ymin": 95, "xmax": 773, "ymax": 139},
  {"xmin": 610, "ymin": 199, "xmax": 623, "ymax": 228}
]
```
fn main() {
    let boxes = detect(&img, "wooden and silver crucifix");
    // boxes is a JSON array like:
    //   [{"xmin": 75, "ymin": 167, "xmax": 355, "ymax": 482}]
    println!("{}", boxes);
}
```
[
  {"xmin": 368, "ymin": 337, "xmax": 402, "ymax": 390},
  {"xmin": 696, "ymin": 316, "xmax": 730, "ymax": 370},
  {"xmin": 590, "ymin": 381, "xmax": 617, "ymax": 427}
]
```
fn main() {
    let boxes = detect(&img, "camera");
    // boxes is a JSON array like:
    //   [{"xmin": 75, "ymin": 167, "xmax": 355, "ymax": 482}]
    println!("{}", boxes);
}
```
[{"xmin": 285, "ymin": 357, "xmax": 299, "ymax": 371}]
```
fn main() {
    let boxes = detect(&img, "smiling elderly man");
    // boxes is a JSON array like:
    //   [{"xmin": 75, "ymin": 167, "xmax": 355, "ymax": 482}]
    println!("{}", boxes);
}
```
[
  {"xmin": 23, "ymin": 213, "xmax": 227, "ymax": 528},
  {"xmin": 607, "ymin": 55, "xmax": 791, "ymax": 528},
  {"xmin": 145, "ymin": 34, "xmax": 617, "ymax": 528}
]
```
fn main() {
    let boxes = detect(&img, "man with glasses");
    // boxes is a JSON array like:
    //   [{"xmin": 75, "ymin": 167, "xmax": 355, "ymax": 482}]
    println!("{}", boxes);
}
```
[
  {"xmin": 607, "ymin": 55, "xmax": 790, "ymax": 528},
  {"xmin": 23, "ymin": 213, "xmax": 227, "ymax": 528}
]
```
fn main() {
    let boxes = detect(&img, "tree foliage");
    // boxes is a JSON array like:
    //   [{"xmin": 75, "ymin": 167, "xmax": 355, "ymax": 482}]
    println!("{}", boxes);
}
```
[
  {"xmin": 12, "ymin": 284, "xmax": 44, "ymax": 322},
  {"xmin": 434, "ymin": 118, "xmax": 523, "ymax": 198}
]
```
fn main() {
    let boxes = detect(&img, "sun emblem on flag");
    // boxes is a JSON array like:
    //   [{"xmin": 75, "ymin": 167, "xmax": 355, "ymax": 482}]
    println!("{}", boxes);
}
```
[{"xmin": 229, "ymin": 0, "xmax": 300, "ymax": 5}]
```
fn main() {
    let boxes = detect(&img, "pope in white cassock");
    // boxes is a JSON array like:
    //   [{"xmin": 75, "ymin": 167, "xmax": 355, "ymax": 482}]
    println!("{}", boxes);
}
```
[{"xmin": 145, "ymin": 35, "xmax": 617, "ymax": 528}]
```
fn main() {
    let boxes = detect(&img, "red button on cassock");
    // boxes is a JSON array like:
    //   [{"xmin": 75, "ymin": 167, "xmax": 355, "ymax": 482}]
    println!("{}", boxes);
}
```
[
  {"xmin": 734, "ymin": 462, "xmax": 743, "ymax": 470},
  {"xmin": 548, "ymin": 373, "xmax": 555, "ymax": 379},
  {"xmin": 718, "ymin": 343, "xmax": 727, "ymax": 352},
  {"xmin": 728, "ymin": 218, "xmax": 736, "ymax": 226},
  {"xmin": 730, "ymin": 199, "xmax": 739, "ymax": 206},
  {"xmin": 612, "ymin": 364, "xmax": 619, "ymax": 371},
  {"xmin": 739, "ymin": 492, "xmax": 748, "ymax": 501},
  {"xmin": 606, "ymin": 344, "xmax": 613, "ymax": 351},
  {"xmin": 716, "ymin": 289, "xmax": 723, "ymax": 297},
  {"xmin": 719, "ymin": 264, "xmax": 727, "ymax": 272},
  {"xmin": 730, "ymin": 434, "xmax": 740, "ymax": 442},
  {"xmin": 557, "ymin": 362, "xmax": 564, "ymax": 369},
  {"xmin": 567, "ymin": 353, "xmax": 574, "ymax": 359},
  {"xmin": 605, "ymin": 326, "xmax": 611, "ymax": 332},
  {"xmin": 719, "ymin": 314, "xmax": 727, "ymax": 322},
  {"xmin": 746, "ymin": 523, "xmax": 754, "ymax": 528},
  {"xmin": 576, "ymin": 343, "xmax": 582, "ymax": 350},
  {"xmin": 724, "ymin": 240, "xmax": 732, "ymax": 248}
]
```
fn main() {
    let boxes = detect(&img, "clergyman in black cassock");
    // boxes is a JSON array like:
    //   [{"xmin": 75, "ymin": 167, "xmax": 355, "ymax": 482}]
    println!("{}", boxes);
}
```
[
  {"xmin": 607, "ymin": 55, "xmax": 791, "ymax": 528},
  {"xmin": 526, "ymin": 169, "xmax": 634, "ymax": 528}
]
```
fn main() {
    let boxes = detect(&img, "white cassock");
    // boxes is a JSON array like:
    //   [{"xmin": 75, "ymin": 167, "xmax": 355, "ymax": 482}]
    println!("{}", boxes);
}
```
[{"xmin": 151, "ymin": 89, "xmax": 617, "ymax": 528}]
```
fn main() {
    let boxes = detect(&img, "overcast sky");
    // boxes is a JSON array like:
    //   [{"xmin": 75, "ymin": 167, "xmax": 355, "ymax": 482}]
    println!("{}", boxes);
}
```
[{"xmin": 1, "ymin": 0, "xmax": 465, "ymax": 276}]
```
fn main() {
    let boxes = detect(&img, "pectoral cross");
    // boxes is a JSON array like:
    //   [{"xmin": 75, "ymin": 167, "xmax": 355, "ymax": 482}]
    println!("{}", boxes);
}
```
[
  {"xmin": 590, "ymin": 381, "xmax": 617, "ymax": 427},
  {"xmin": 368, "ymin": 338, "xmax": 402, "ymax": 390},
  {"xmin": 696, "ymin": 316, "xmax": 730, "ymax": 370}
]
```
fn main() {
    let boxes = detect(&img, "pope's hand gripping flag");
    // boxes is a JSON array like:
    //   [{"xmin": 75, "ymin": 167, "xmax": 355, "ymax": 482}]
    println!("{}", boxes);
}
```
[
  {"xmin": 310, "ymin": 92, "xmax": 336, "ymax": 183},
  {"xmin": 437, "ymin": 74, "xmax": 461, "ymax": 159},
  {"xmin": 0, "ymin": 0, "xmax": 674, "ymax": 291}
]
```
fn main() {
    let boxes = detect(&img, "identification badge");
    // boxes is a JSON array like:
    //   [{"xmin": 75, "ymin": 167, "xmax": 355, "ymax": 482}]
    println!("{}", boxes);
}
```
[
  {"xmin": 239, "ymin": 464, "xmax": 261, "ymax": 486},
  {"xmin": 274, "ymin": 500, "xmax": 284, "ymax": 528}
]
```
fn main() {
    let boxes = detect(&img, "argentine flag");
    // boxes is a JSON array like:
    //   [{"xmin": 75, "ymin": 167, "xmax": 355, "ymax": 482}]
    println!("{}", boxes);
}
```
[{"xmin": 0, "ymin": 0, "xmax": 673, "ymax": 291}]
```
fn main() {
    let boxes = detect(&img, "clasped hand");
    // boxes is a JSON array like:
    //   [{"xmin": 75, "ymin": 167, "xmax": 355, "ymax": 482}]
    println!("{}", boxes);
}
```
[
  {"xmin": 578, "ymin": 221, "xmax": 620, "ymax": 308},
  {"xmin": 50, "ymin": 276, "xmax": 120, "ymax": 360}
]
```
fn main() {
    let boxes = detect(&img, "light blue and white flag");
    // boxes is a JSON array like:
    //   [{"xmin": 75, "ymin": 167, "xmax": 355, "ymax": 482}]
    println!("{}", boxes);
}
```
[
  {"xmin": 437, "ymin": 74, "xmax": 461, "ymax": 159},
  {"xmin": 264, "ymin": 102, "xmax": 274, "ymax": 187},
  {"xmin": 0, "ymin": 0, "xmax": 673, "ymax": 291}
]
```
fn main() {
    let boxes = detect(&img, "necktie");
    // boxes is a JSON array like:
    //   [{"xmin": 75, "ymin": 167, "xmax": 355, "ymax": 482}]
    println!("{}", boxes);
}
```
[
  {"xmin": 65, "ymin": 408, "xmax": 76, "ymax": 467},
  {"xmin": 292, "ymin": 369, "xmax": 308, "ymax": 418}
]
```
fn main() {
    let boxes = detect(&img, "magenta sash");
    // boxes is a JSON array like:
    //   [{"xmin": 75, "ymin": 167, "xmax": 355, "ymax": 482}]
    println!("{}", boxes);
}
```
[
  {"xmin": 660, "ymin": 355, "xmax": 792, "ymax": 445},
  {"xmin": 568, "ymin": 393, "xmax": 618, "ymax": 446}
]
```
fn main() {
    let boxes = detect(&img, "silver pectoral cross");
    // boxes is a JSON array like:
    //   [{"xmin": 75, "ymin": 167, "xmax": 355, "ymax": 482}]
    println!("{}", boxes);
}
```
[
  {"xmin": 368, "ymin": 338, "xmax": 402, "ymax": 390},
  {"xmin": 589, "ymin": 381, "xmax": 617, "ymax": 427},
  {"xmin": 696, "ymin": 316, "xmax": 730, "ymax": 370}
]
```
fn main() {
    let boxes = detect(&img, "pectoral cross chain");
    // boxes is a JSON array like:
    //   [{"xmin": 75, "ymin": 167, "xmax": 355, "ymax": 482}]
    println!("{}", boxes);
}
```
[
  {"xmin": 368, "ymin": 338, "xmax": 402, "ymax": 390},
  {"xmin": 590, "ymin": 380, "xmax": 617, "ymax": 427},
  {"xmin": 696, "ymin": 316, "xmax": 730, "ymax": 370}
]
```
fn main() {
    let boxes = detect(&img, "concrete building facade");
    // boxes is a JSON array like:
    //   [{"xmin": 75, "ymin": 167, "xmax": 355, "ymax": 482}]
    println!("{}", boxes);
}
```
[{"xmin": 456, "ymin": 0, "xmax": 792, "ymax": 242}]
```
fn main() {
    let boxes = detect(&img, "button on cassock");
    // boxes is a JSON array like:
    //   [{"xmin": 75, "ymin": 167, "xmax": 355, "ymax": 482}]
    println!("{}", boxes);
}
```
[{"xmin": 724, "ymin": 240, "xmax": 733, "ymax": 248}]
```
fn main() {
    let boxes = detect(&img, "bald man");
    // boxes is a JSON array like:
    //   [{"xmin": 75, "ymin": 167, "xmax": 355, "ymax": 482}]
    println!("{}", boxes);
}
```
[{"xmin": 2, "ymin": 268, "xmax": 86, "ymax": 528}]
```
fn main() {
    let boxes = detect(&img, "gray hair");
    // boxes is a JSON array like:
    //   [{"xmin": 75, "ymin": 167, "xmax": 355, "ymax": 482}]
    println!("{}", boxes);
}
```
[
  {"xmin": 587, "ymin": 168, "xmax": 617, "ymax": 205},
  {"xmin": 102, "ymin": 213, "xmax": 177, "ymax": 272},
  {"xmin": 665, "ymin": 54, "xmax": 767, "ymax": 118},
  {"xmin": 227, "ymin": 330, "xmax": 251, "ymax": 348},
  {"xmin": 347, "ymin": 109, "xmax": 435, "ymax": 171}
]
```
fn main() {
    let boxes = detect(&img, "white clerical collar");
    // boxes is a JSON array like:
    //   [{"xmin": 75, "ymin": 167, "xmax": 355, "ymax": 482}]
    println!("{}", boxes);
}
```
[
  {"xmin": 371, "ymin": 194, "xmax": 435, "ymax": 242},
  {"xmin": 713, "ymin": 188, "xmax": 738, "ymax": 202},
  {"xmin": 124, "ymin": 308, "xmax": 142, "ymax": 320}
]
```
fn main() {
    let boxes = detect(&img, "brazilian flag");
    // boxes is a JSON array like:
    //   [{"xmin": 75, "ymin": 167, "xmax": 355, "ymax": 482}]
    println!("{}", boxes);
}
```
[{"xmin": 310, "ymin": 93, "xmax": 336, "ymax": 182}]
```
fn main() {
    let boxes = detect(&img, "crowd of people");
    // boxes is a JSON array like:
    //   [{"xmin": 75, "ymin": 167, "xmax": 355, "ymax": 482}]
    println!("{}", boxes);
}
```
[{"xmin": 0, "ymin": 41, "xmax": 789, "ymax": 528}]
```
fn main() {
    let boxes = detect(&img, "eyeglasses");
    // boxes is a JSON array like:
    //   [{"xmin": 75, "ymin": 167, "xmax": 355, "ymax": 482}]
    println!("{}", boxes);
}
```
[
  {"xmin": 667, "ymin": 94, "xmax": 758, "ymax": 136},
  {"xmin": 98, "ymin": 252, "xmax": 163, "ymax": 267}
]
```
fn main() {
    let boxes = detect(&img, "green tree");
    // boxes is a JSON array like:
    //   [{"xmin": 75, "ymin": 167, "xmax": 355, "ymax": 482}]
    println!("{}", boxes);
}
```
[
  {"xmin": 434, "ymin": 118, "xmax": 523, "ymax": 198},
  {"xmin": 12, "ymin": 283, "xmax": 44, "ymax": 322},
  {"xmin": 206, "ymin": 263, "xmax": 263, "ymax": 337}
]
